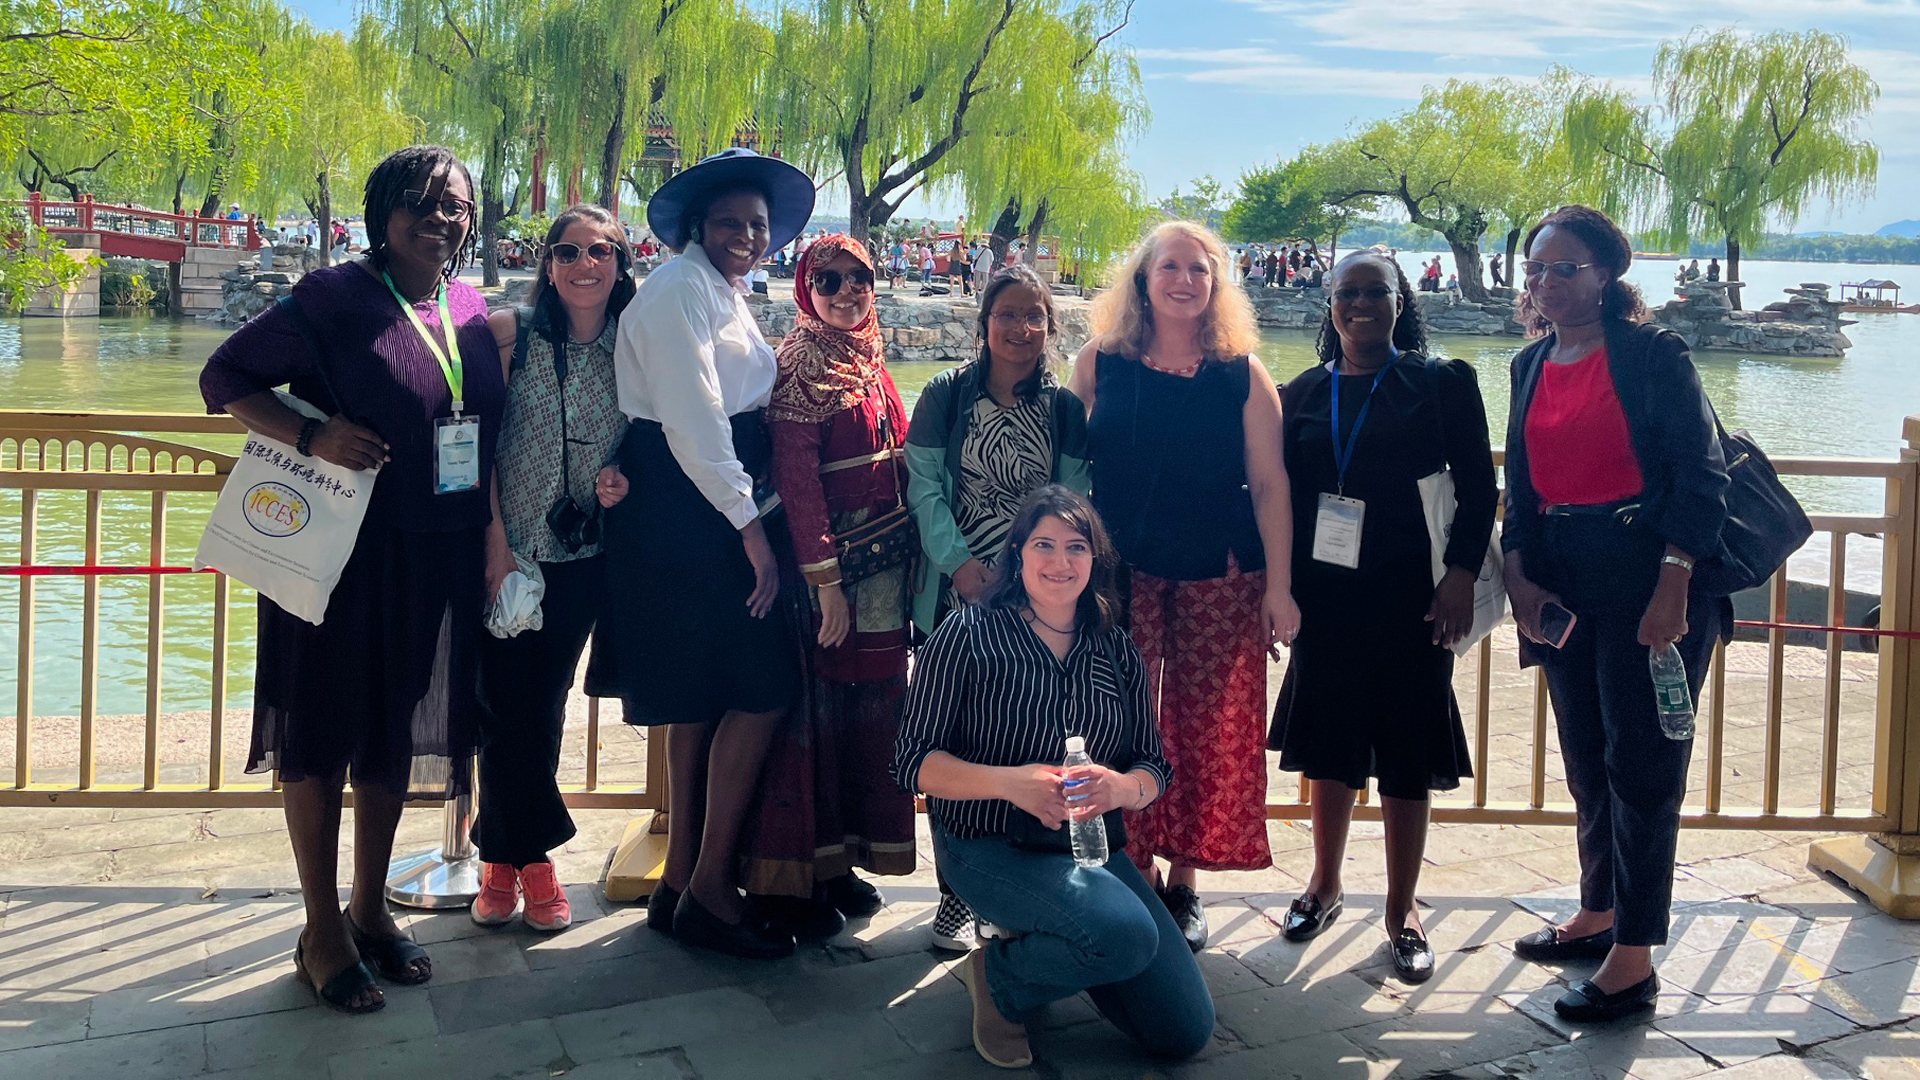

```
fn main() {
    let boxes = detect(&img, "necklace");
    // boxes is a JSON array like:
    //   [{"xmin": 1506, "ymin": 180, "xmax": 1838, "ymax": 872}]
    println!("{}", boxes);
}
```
[
  {"xmin": 1024, "ymin": 608, "xmax": 1078, "ymax": 636},
  {"xmin": 1142, "ymin": 353, "xmax": 1202, "ymax": 378}
]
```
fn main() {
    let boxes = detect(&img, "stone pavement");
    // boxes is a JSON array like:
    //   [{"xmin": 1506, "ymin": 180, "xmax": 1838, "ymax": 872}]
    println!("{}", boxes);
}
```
[{"xmin": 2, "ymin": 801, "xmax": 1917, "ymax": 1080}]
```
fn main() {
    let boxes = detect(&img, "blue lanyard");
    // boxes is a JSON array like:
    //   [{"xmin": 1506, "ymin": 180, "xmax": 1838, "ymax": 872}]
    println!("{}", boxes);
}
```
[{"xmin": 1329, "ymin": 350, "xmax": 1398, "ymax": 494}]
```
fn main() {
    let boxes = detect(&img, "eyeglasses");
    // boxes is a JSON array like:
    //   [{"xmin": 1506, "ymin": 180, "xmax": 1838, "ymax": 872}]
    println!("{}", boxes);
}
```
[
  {"xmin": 809, "ymin": 268, "xmax": 875, "ymax": 295},
  {"xmin": 551, "ymin": 241, "xmax": 620, "ymax": 265},
  {"xmin": 400, "ymin": 189, "xmax": 474, "ymax": 222},
  {"xmin": 990, "ymin": 312, "xmax": 1049, "ymax": 331},
  {"xmin": 1330, "ymin": 284, "xmax": 1395, "ymax": 304},
  {"xmin": 1520, "ymin": 260, "xmax": 1596, "ymax": 281}
]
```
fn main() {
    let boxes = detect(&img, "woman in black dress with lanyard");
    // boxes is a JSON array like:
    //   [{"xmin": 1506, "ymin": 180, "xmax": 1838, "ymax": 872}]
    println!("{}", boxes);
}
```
[{"xmin": 1269, "ymin": 252, "xmax": 1498, "ymax": 982}]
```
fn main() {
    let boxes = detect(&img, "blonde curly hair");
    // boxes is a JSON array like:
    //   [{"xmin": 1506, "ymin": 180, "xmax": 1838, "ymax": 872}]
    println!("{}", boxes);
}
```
[{"xmin": 1090, "ymin": 220, "xmax": 1261, "ymax": 361}]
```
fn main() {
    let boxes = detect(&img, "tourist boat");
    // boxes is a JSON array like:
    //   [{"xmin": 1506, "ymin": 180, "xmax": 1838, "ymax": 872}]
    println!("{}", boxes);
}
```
[{"xmin": 1838, "ymin": 279, "xmax": 1919, "ymax": 314}]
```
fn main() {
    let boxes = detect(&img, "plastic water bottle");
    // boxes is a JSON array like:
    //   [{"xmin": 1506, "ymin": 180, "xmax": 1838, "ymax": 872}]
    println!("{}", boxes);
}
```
[
  {"xmin": 1650, "ymin": 644, "xmax": 1695, "ymax": 741},
  {"xmin": 1062, "ymin": 736, "xmax": 1108, "ymax": 868}
]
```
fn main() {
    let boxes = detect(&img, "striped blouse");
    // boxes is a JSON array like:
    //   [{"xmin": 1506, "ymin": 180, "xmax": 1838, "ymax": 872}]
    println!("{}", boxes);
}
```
[{"xmin": 892, "ymin": 605, "xmax": 1173, "ymax": 840}]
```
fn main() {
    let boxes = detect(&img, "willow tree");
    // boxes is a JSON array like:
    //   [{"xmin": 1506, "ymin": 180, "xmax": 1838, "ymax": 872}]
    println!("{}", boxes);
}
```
[
  {"xmin": 951, "ymin": 0, "xmax": 1145, "ymax": 270},
  {"xmin": 1315, "ymin": 79, "xmax": 1533, "ymax": 301},
  {"xmin": 372, "ymin": 0, "xmax": 543, "ymax": 285},
  {"xmin": 1223, "ymin": 154, "xmax": 1364, "ymax": 257},
  {"xmin": 766, "ymin": 0, "xmax": 1136, "ymax": 250},
  {"xmin": 1569, "ymin": 29, "xmax": 1879, "ymax": 308},
  {"xmin": 253, "ymin": 23, "xmax": 420, "ymax": 261}
]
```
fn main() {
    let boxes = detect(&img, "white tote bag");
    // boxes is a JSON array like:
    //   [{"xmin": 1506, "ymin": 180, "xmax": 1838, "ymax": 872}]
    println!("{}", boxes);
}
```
[
  {"xmin": 1417, "ymin": 466, "xmax": 1507, "ymax": 657},
  {"xmin": 194, "ymin": 393, "xmax": 377, "ymax": 625}
]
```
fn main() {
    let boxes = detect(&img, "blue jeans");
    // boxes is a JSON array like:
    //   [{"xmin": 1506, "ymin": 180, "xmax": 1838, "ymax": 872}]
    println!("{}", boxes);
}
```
[{"xmin": 933, "ymin": 826, "xmax": 1215, "ymax": 1060}]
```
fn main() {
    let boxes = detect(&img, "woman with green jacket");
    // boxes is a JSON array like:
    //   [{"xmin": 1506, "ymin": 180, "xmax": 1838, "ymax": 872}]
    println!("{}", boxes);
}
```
[{"xmin": 904, "ymin": 263, "xmax": 1092, "ymax": 949}]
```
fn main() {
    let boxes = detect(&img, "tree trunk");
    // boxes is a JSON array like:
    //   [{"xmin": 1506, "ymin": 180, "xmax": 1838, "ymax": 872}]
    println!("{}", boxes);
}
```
[
  {"xmin": 1450, "ymin": 236, "xmax": 1488, "ymax": 302},
  {"xmin": 1503, "ymin": 227, "xmax": 1521, "ymax": 289},
  {"xmin": 1021, "ymin": 200, "xmax": 1049, "ymax": 267},
  {"xmin": 316, "ymin": 172, "xmax": 332, "ymax": 268},
  {"xmin": 480, "ymin": 131, "xmax": 504, "ymax": 288},
  {"xmin": 197, "ymin": 90, "xmax": 233, "ymax": 219},
  {"xmin": 845, "ymin": 146, "xmax": 873, "ymax": 250},
  {"xmin": 1725, "ymin": 235, "xmax": 1742, "ymax": 310},
  {"xmin": 988, "ymin": 198, "xmax": 1020, "ymax": 267},
  {"xmin": 1328, "ymin": 228, "xmax": 1339, "ymax": 264},
  {"xmin": 598, "ymin": 72, "xmax": 627, "ymax": 212}
]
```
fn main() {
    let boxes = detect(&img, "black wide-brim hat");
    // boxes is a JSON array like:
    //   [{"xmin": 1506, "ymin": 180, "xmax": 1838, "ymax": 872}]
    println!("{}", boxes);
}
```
[{"xmin": 646, "ymin": 148, "xmax": 815, "ymax": 254}]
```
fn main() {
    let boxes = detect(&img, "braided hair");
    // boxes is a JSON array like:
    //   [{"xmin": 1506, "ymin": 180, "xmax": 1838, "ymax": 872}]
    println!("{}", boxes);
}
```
[
  {"xmin": 363, "ymin": 145, "xmax": 478, "ymax": 279},
  {"xmin": 1313, "ymin": 252, "xmax": 1428, "ymax": 366}
]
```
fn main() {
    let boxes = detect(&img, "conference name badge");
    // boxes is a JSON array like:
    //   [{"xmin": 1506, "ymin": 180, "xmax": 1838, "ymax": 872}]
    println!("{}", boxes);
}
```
[
  {"xmin": 433, "ymin": 415, "xmax": 481, "ymax": 494},
  {"xmin": 1312, "ymin": 492, "xmax": 1364, "ymax": 569}
]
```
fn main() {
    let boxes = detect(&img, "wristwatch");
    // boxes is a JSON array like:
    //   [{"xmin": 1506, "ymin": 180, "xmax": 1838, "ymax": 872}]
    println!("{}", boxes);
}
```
[{"xmin": 1662, "ymin": 554, "xmax": 1695, "ymax": 572}]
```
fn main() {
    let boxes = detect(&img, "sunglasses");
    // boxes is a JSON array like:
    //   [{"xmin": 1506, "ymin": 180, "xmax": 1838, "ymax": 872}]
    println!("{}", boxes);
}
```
[
  {"xmin": 1520, "ymin": 259, "xmax": 1596, "ymax": 281},
  {"xmin": 400, "ymin": 189, "xmax": 474, "ymax": 222},
  {"xmin": 809, "ymin": 268, "xmax": 875, "ymax": 295},
  {"xmin": 550, "ymin": 241, "xmax": 621, "ymax": 265},
  {"xmin": 1330, "ymin": 284, "xmax": 1395, "ymax": 304}
]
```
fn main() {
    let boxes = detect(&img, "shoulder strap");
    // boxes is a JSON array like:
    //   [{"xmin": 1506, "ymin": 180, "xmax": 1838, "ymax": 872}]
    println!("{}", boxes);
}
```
[
  {"xmin": 509, "ymin": 305, "xmax": 534, "ymax": 376},
  {"xmin": 275, "ymin": 294, "xmax": 346, "ymax": 416}
]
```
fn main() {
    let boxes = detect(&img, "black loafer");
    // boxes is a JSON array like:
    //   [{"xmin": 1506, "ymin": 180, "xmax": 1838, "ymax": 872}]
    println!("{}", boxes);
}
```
[
  {"xmin": 1281, "ymin": 893, "xmax": 1344, "ymax": 942},
  {"xmin": 672, "ymin": 892, "xmax": 795, "ymax": 961},
  {"xmin": 1161, "ymin": 884, "xmax": 1208, "ymax": 952},
  {"xmin": 1390, "ymin": 927, "xmax": 1435, "ymax": 983},
  {"xmin": 1554, "ymin": 972, "xmax": 1660, "ymax": 1023},
  {"xmin": 646, "ymin": 881, "xmax": 681, "ymax": 936},
  {"xmin": 1513, "ymin": 925, "xmax": 1615, "ymax": 963},
  {"xmin": 754, "ymin": 893, "xmax": 847, "ymax": 941},
  {"xmin": 819, "ymin": 873, "xmax": 884, "ymax": 919}
]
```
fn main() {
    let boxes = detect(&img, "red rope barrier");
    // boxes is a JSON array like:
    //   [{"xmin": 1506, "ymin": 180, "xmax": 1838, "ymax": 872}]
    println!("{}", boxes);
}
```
[{"xmin": 0, "ymin": 565, "xmax": 214, "ymax": 576}]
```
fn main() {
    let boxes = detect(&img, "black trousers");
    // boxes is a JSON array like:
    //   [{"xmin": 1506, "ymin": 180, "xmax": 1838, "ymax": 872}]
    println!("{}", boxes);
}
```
[
  {"xmin": 473, "ymin": 554, "xmax": 602, "ymax": 865},
  {"xmin": 1528, "ymin": 515, "xmax": 1726, "ymax": 946}
]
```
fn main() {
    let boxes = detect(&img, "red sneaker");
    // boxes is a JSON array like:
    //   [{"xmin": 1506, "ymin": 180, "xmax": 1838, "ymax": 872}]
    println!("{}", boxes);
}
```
[
  {"xmin": 519, "ymin": 861, "xmax": 572, "ymax": 932},
  {"xmin": 471, "ymin": 861, "xmax": 519, "ymax": 926}
]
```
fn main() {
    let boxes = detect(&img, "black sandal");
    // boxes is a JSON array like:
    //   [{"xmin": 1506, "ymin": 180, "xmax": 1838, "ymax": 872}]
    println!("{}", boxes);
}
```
[
  {"xmin": 347, "ymin": 913, "xmax": 433, "ymax": 985},
  {"xmin": 294, "ymin": 934, "xmax": 384, "ymax": 1014}
]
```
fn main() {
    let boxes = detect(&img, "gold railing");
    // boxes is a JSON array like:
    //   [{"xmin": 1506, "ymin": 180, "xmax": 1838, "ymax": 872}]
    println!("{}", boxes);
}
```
[{"xmin": 2, "ymin": 410, "xmax": 1916, "ymax": 850}]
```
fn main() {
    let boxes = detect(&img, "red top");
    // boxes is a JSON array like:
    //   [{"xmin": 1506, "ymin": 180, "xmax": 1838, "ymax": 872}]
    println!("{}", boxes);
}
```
[{"xmin": 1524, "ymin": 345, "xmax": 1646, "ymax": 507}]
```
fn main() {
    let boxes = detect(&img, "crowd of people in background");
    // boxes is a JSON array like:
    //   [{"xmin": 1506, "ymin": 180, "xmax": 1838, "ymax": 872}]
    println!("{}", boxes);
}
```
[{"xmin": 199, "ymin": 140, "xmax": 1745, "ymax": 1068}]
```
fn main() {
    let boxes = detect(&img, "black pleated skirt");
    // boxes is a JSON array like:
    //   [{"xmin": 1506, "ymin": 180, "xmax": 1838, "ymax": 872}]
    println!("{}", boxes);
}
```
[
  {"xmin": 585, "ymin": 414, "xmax": 800, "ymax": 725},
  {"xmin": 248, "ymin": 523, "xmax": 484, "ymax": 798}
]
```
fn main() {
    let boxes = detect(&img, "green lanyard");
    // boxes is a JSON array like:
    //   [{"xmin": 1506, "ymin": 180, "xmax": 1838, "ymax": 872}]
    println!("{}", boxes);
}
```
[{"xmin": 382, "ymin": 271, "xmax": 465, "ymax": 414}]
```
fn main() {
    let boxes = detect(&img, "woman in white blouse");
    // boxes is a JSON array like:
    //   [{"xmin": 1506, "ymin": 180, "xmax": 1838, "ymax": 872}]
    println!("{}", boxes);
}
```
[{"xmin": 585, "ymin": 148, "xmax": 817, "ymax": 961}]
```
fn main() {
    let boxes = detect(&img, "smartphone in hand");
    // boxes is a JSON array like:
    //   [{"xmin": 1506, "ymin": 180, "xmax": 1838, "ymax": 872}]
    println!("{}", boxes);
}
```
[{"xmin": 1539, "ymin": 601, "xmax": 1577, "ymax": 649}]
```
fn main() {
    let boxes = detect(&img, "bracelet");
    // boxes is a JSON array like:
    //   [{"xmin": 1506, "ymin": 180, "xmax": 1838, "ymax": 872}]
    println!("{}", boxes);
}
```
[
  {"xmin": 1662, "ymin": 554, "xmax": 1695, "ymax": 573},
  {"xmin": 1134, "ymin": 774, "xmax": 1150, "ymax": 810},
  {"xmin": 816, "ymin": 579, "xmax": 843, "ymax": 589},
  {"xmin": 295, "ymin": 418, "xmax": 321, "ymax": 456}
]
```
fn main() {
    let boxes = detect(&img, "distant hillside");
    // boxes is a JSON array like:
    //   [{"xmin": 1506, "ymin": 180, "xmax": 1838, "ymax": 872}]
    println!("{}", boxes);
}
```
[{"xmin": 1879, "ymin": 220, "xmax": 1920, "ymax": 239}]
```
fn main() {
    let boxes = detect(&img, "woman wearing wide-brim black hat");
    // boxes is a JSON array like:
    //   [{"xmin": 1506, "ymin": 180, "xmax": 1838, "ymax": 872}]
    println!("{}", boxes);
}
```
[{"xmin": 584, "ymin": 148, "xmax": 816, "ymax": 960}]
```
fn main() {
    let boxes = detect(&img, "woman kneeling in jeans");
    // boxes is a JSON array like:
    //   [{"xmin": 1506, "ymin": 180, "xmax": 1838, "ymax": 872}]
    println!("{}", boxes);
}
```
[{"xmin": 893, "ymin": 485, "xmax": 1214, "ymax": 1069}]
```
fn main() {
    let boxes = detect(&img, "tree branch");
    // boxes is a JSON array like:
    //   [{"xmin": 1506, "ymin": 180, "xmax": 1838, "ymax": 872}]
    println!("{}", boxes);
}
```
[
  {"xmin": 868, "ymin": 0, "xmax": 1015, "ymax": 203},
  {"xmin": 1072, "ymin": 0, "xmax": 1135, "ymax": 70}
]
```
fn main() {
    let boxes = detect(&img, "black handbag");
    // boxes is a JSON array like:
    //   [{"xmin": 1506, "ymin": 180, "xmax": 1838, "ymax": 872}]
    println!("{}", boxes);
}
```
[
  {"xmin": 1005, "ymin": 806, "xmax": 1129, "ymax": 854},
  {"xmin": 1694, "ymin": 412, "xmax": 1813, "ymax": 597},
  {"xmin": 832, "ymin": 402, "xmax": 920, "ymax": 587}
]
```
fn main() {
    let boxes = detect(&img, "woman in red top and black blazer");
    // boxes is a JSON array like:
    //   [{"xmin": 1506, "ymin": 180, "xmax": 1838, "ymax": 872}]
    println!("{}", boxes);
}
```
[{"xmin": 1501, "ymin": 205, "xmax": 1732, "ymax": 1024}]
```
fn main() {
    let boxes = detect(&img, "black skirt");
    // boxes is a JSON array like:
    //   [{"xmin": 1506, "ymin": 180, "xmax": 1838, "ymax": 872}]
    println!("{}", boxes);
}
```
[
  {"xmin": 248, "ymin": 523, "xmax": 484, "ymax": 798},
  {"xmin": 1268, "ymin": 613, "xmax": 1472, "ymax": 801},
  {"xmin": 585, "ymin": 414, "xmax": 800, "ymax": 725}
]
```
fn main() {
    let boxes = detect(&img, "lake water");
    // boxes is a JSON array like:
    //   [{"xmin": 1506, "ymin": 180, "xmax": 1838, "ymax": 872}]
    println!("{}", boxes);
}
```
[{"xmin": 2, "ymin": 256, "xmax": 1915, "ymax": 717}]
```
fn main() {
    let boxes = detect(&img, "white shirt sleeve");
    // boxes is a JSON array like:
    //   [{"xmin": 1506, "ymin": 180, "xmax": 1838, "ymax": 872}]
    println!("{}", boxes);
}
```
[{"xmin": 616, "ymin": 280, "xmax": 760, "ymax": 529}]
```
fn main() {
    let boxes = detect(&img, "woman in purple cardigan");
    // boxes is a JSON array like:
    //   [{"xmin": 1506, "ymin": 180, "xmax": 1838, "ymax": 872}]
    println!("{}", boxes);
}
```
[{"xmin": 198, "ymin": 145, "xmax": 505, "ymax": 1014}]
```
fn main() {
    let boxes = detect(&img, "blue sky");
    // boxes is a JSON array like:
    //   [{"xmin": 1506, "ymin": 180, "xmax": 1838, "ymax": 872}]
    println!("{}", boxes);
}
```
[{"xmin": 288, "ymin": 0, "xmax": 1917, "ymax": 234}]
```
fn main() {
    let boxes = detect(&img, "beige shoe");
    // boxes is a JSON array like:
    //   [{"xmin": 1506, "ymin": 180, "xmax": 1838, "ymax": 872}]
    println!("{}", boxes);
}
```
[{"xmin": 959, "ymin": 948, "xmax": 1033, "ymax": 1069}]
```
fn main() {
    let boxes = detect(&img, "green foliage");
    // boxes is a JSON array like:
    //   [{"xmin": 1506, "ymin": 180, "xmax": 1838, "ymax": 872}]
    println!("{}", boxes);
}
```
[
  {"xmin": 100, "ymin": 263, "xmax": 159, "ymax": 307},
  {"xmin": 0, "ymin": 206, "xmax": 99, "ymax": 312},
  {"xmin": 1153, "ymin": 174, "xmax": 1232, "ymax": 232},
  {"xmin": 1222, "ymin": 157, "xmax": 1352, "ymax": 245}
]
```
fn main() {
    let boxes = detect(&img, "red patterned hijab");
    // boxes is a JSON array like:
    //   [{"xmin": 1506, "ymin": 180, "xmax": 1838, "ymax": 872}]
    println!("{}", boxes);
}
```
[{"xmin": 767, "ymin": 234, "xmax": 886, "ymax": 424}]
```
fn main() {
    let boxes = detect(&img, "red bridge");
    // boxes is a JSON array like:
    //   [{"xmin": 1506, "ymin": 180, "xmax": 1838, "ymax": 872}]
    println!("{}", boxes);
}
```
[{"xmin": 8, "ymin": 192, "xmax": 262, "ymax": 262}]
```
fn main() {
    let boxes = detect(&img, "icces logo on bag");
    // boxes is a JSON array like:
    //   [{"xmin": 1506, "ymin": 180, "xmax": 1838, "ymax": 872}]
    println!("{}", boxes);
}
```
[{"xmin": 244, "ymin": 482, "xmax": 309, "ymax": 537}]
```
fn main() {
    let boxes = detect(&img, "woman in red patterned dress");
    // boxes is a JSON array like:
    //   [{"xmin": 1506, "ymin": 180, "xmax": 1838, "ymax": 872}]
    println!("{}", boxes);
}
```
[
  {"xmin": 741, "ymin": 234, "xmax": 919, "ymax": 936},
  {"xmin": 1068, "ymin": 221, "xmax": 1300, "ymax": 951}
]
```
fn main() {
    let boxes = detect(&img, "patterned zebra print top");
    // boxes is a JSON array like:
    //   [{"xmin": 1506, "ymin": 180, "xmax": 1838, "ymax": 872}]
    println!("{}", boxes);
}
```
[{"xmin": 949, "ymin": 393, "xmax": 1053, "ymax": 604}]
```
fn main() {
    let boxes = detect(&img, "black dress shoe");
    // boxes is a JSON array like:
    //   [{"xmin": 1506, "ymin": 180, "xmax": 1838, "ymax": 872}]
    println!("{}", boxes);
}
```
[
  {"xmin": 818, "ymin": 873, "xmax": 884, "ymax": 919},
  {"xmin": 1160, "ymin": 884, "xmax": 1208, "ymax": 953},
  {"xmin": 672, "ymin": 892, "xmax": 795, "ymax": 961},
  {"xmin": 1390, "ymin": 927, "xmax": 1434, "ymax": 983},
  {"xmin": 1554, "ymin": 972, "xmax": 1660, "ymax": 1022},
  {"xmin": 646, "ymin": 882, "xmax": 681, "ymax": 936},
  {"xmin": 1513, "ymin": 925, "xmax": 1615, "ymax": 963},
  {"xmin": 754, "ymin": 893, "xmax": 847, "ymax": 941},
  {"xmin": 1281, "ymin": 893, "xmax": 1344, "ymax": 942}
]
